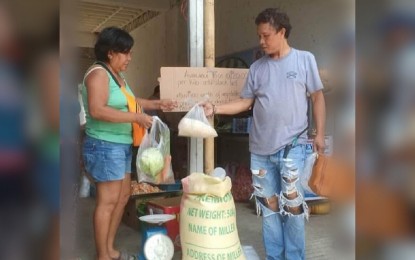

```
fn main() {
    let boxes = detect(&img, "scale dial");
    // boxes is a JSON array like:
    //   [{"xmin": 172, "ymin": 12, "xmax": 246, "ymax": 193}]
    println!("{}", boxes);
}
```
[{"xmin": 144, "ymin": 234, "xmax": 174, "ymax": 260}]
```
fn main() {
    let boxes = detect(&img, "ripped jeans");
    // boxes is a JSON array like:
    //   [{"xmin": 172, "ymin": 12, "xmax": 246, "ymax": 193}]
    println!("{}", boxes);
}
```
[{"xmin": 251, "ymin": 144, "xmax": 307, "ymax": 260}]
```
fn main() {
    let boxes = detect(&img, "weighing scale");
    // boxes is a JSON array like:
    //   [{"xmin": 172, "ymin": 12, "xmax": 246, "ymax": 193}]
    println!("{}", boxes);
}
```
[{"xmin": 138, "ymin": 214, "xmax": 175, "ymax": 260}]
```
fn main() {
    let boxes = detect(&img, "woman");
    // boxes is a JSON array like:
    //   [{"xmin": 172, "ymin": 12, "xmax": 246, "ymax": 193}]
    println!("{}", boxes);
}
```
[{"xmin": 82, "ymin": 27, "xmax": 176, "ymax": 260}]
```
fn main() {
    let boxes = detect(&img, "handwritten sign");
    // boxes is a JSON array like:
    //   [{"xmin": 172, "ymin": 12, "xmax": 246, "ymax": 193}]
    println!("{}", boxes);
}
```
[{"xmin": 159, "ymin": 67, "xmax": 249, "ymax": 112}]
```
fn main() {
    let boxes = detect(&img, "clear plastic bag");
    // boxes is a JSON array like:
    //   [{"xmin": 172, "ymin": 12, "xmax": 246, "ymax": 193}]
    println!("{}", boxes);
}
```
[
  {"xmin": 79, "ymin": 175, "xmax": 90, "ymax": 198},
  {"xmin": 301, "ymin": 152, "xmax": 318, "ymax": 196},
  {"xmin": 178, "ymin": 103, "xmax": 217, "ymax": 138},
  {"xmin": 136, "ymin": 116, "xmax": 174, "ymax": 184}
]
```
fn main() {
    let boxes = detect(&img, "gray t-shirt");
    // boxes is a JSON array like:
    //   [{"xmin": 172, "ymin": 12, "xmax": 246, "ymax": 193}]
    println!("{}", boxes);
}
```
[{"xmin": 241, "ymin": 48, "xmax": 323, "ymax": 155}]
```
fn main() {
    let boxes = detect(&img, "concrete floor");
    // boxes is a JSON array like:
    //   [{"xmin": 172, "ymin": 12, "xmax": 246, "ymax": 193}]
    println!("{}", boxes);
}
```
[{"xmin": 76, "ymin": 197, "xmax": 352, "ymax": 259}]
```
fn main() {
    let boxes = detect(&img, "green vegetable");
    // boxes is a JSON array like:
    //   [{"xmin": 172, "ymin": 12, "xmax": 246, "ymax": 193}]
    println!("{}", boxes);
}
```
[{"xmin": 139, "ymin": 147, "xmax": 164, "ymax": 176}]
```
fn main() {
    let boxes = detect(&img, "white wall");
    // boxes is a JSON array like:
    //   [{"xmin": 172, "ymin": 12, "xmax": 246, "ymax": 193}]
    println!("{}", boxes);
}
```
[
  {"xmin": 215, "ymin": 0, "xmax": 354, "ymax": 67},
  {"xmin": 124, "ymin": 0, "xmax": 353, "ymax": 96},
  {"xmin": 125, "ymin": 5, "xmax": 188, "ymax": 98}
]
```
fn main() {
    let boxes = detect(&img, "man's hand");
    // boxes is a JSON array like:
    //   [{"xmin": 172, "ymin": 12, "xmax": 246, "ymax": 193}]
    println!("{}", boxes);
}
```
[
  {"xmin": 200, "ymin": 98, "xmax": 253, "ymax": 117},
  {"xmin": 159, "ymin": 99, "xmax": 178, "ymax": 111},
  {"xmin": 201, "ymin": 102, "xmax": 214, "ymax": 117},
  {"xmin": 313, "ymin": 134, "xmax": 326, "ymax": 154}
]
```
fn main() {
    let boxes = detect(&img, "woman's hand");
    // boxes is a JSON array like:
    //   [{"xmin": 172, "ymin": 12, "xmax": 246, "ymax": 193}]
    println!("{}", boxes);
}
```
[
  {"xmin": 136, "ymin": 113, "xmax": 153, "ymax": 129},
  {"xmin": 159, "ymin": 99, "xmax": 178, "ymax": 111}
]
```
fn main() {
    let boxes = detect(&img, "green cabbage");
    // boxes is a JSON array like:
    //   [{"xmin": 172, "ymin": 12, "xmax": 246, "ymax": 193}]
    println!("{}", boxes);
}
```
[{"xmin": 139, "ymin": 147, "xmax": 164, "ymax": 177}]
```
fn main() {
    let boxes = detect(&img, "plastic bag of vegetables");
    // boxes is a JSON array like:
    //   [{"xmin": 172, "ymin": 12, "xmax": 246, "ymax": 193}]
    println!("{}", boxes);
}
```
[{"xmin": 136, "ymin": 116, "xmax": 174, "ymax": 184}]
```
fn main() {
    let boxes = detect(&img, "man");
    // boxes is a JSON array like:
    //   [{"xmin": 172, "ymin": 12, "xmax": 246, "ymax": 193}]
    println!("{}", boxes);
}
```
[{"xmin": 203, "ymin": 8, "xmax": 325, "ymax": 259}]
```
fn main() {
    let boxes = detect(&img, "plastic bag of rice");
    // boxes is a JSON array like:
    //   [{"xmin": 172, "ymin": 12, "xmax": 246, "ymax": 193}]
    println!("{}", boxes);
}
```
[
  {"xmin": 180, "ymin": 173, "xmax": 245, "ymax": 260},
  {"xmin": 178, "ymin": 104, "xmax": 217, "ymax": 138}
]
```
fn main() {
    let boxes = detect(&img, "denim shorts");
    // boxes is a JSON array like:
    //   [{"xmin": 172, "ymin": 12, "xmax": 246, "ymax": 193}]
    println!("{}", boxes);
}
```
[{"xmin": 82, "ymin": 135, "xmax": 132, "ymax": 182}]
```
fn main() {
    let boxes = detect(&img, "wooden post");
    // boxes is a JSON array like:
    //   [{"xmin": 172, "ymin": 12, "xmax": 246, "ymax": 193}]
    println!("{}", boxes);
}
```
[{"xmin": 204, "ymin": 0, "xmax": 215, "ymax": 174}]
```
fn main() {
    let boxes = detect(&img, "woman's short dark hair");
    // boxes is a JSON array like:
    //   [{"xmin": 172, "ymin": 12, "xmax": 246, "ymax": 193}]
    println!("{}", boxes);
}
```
[
  {"xmin": 255, "ymin": 8, "xmax": 292, "ymax": 38},
  {"xmin": 94, "ymin": 27, "xmax": 134, "ymax": 62}
]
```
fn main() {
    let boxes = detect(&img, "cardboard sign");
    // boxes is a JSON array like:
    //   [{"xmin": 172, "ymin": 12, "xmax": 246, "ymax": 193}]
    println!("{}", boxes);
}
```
[{"xmin": 159, "ymin": 67, "xmax": 249, "ymax": 112}]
